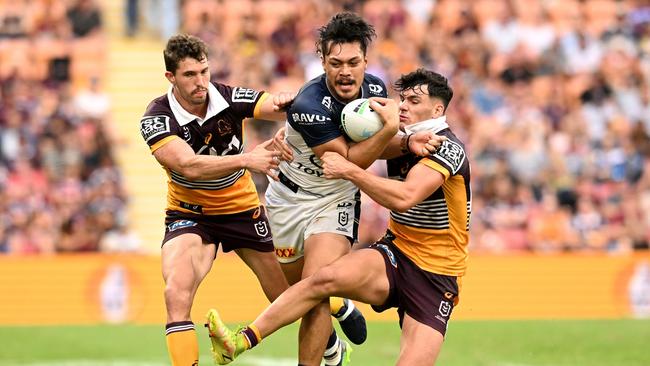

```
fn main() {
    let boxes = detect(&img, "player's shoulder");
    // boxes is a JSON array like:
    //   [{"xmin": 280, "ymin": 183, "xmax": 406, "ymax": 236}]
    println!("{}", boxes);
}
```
[
  {"xmin": 291, "ymin": 75, "xmax": 330, "ymax": 112},
  {"xmin": 363, "ymin": 73, "xmax": 387, "ymax": 97},
  {"xmin": 430, "ymin": 127, "xmax": 468, "ymax": 175},
  {"xmin": 210, "ymin": 81, "xmax": 262, "ymax": 105},
  {"xmin": 144, "ymin": 94, "xmax": 173, "ymax": 116},
  {"xmin": 140, "ymin": 95, "xmax": 178, "ymax": 143}
]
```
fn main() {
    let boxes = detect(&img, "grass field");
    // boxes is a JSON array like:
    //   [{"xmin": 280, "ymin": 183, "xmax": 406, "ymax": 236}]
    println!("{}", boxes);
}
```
[{"xmin": 1, "ymin": 319, "xmax": 649, "ymax": 366}]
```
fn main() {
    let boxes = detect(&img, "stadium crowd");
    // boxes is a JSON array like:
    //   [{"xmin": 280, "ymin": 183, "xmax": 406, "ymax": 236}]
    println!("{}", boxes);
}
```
[
  {"xmin": 0, "ymin": 0, "xmax": 133, "ymax": 253},
  {"xmin": 2, "ymin": 0, "xmax": 650, "ymax": 254},
  {"xmin": 180, "ymin": 0, "xmax": 650, "ymax": 253}
]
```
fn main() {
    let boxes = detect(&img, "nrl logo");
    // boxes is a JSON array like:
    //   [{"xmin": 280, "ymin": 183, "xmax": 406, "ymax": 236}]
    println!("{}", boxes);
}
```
[
  {"xmin": 439, "ymin": 301, "xmax": 451, "ymax": 317},
  {"xmin": 338, "ymin": 212, "xmax": 349, "ymax": 226},
  {"xmin": 254, "ymin": 221, "xmax": 269, "ymax": 237}
]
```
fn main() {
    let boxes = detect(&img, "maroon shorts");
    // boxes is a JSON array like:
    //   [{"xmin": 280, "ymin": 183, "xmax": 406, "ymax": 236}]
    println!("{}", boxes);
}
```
[
  {"xmin": 369, "ymin": 231, "xmax": 460, "ymax": 336},
  {"xmin": 162, "ymin": 206, "xmax": 274, "ymax": 253}
]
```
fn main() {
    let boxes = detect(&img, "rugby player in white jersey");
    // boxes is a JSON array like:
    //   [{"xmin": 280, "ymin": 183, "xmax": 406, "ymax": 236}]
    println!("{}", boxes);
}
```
[{"xmin": 206, "ymin": 13, "xmax": 442, "ymax": 366}]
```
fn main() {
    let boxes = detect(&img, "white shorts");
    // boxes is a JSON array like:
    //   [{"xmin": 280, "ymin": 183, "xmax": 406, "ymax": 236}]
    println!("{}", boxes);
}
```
[{"xmin": 265, "ymin": 178, "xmax": 360, "ymax": 263}]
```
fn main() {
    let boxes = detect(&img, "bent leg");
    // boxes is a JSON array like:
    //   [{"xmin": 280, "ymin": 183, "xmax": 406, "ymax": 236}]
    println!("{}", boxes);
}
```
[
  {"xmin": 236, "ymin": 247, "xmax": 289, "ymax": 302},
  {"xmin": 253, "ymin": 247, "xmax": 389, "ymax": 339},
  {"xmin": 396, "ymin": 314, "xmax": 444, "ymax": 366}
]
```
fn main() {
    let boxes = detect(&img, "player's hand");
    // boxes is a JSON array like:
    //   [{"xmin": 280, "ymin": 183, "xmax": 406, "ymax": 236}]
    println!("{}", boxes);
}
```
[
  {"xmin": 368, "ymin": 97, "xmax": 399, "ymax": 135},
  {"xmin": 268, "ymin": 127, "xmax": 293, "ymax": 162},
  {"xmin": 322, "ymin": 151, "xmax": 356, "ymax": 179},
  {"xmin": 272, "ymin": 91, "xmax": 296, "ymax": 112},
  {"xmin": 408, "ymin": 131, "xmax": 447, "ymax": 156},
  {"xmin": 243, "ymin": 139, "xmax": 282, "ymax": 180}
]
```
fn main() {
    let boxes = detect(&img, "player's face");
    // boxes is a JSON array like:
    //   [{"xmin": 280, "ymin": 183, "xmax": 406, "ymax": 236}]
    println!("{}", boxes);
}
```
[
  {"xmin": 398, "ymin": 85, "xmax": 444, "ymax": 125},
  {"xmin": 166, "ymin": 56, "xmax": 210, "ymax": 106},
  {"xmin": 322, "ymin": 41, "xmax": 367, "ymax": 102}
]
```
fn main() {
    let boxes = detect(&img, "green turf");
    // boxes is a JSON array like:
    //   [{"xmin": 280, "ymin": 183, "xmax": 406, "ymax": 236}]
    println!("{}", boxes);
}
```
[{"xmin": 0, "ymin": 319, "xmax": 648, "ymax": 365}]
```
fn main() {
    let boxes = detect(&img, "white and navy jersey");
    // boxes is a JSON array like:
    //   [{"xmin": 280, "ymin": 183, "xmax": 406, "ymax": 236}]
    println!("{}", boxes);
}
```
[
  {"xmin": 140, "ymin": 82, "xmax": 269, "ymax": 215},
  {"xmin": 276, "ymin": 73, "xmax": 387, "ymax": 196},
  {"xmin": 386, "ymin": 117, "xmax": 472, "ymax": 276}
]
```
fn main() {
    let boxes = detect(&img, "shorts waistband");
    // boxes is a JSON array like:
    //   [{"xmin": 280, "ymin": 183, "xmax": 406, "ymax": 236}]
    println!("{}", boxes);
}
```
[{"xmin": 278, "ymin": 171, "xmax": 300, "ymax": 193}]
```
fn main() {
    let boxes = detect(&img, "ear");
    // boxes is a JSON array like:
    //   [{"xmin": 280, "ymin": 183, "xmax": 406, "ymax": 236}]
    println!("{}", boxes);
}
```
[
  {"xmin": 164, "ymin": 71, "xmax": 175, "ymax": 84},
  {"xmin": 433, "ymin": 103, "xmax": 445, "ymax": 118}
]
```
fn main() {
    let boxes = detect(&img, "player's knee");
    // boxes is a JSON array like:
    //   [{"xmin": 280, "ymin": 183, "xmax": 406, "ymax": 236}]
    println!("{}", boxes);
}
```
[{"xmin": 309, "ymin": 266, "xmax": 343, "ymax": 297}]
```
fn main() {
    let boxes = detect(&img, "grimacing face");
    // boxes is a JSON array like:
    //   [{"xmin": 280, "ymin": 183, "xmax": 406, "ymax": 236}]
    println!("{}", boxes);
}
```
[
  {"xmin": 322, "ymin": 41, "xmax": 367, "ymax": 103},
  {"xmin": 398, "ymin": 84, "xmax": 444, "ymax": 125},
  {"xmin": 165, "ymin": 56, "xmax": 210, "ymax": 107}
]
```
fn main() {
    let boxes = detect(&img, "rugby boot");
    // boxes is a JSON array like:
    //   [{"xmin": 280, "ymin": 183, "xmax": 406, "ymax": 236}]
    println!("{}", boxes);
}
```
[{"xmin": 205, "ymin": 309, "xmax": 247, "ymax": 365}]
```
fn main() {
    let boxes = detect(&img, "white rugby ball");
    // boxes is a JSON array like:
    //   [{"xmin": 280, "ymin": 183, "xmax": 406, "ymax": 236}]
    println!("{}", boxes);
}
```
[{"xmin": 341, "ymin": 98, "xmax": 383, "ymax": 142}]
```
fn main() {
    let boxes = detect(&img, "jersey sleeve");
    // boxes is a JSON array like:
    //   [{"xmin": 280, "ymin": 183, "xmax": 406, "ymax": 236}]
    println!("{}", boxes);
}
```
[
  {"xmin": 217, "ymin": 83, "xmax": 267, "ymax": 119},
  {"xmin": 419, "ymin": 138, "xmax": 467, "ymax": 180},
  {"xmin": 286, "ymin": 94, "xmax": 341, "ymax": 147},
  {"xmin": 139, "ymin": 102, "xmax": 181, "ymax": 153}
]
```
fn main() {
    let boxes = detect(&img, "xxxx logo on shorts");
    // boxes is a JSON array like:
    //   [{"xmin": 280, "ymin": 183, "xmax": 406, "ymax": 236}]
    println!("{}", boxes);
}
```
[{"xmin": 275, "ymin": 247, "xmax": 296, "ymax": 258}]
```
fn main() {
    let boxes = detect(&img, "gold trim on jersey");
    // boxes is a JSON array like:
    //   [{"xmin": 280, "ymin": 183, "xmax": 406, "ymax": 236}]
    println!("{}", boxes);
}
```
[
  {"xmin": 166, "ymin": 170, "xmax": 260, "ymax": 215},
  {"xmin": 253, "ymin": 92, "xmax": 270, "ymax": 119},
  {"xmin": 150, "ymin": 135, "xmax": 178, "ymax": 153}
]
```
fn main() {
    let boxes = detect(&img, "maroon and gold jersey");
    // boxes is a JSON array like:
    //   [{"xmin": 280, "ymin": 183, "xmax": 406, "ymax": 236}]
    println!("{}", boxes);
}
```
[
  {"xmin": 387, "ymin": 119, "xmax": 471, "ymax": 276},
  {"xmin": 139, "ymin": 82, "xmax": 269, "ymax": 215}
]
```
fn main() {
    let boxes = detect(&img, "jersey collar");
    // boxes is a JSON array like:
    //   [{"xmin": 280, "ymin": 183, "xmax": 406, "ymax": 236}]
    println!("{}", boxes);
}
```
[
  {"xmin": 404, "ymin": 115, "xmax": 449, "ymax": 134},
  {"xmin": 167, "ymin": 82, "xmax": 229, "ymax": 126}
]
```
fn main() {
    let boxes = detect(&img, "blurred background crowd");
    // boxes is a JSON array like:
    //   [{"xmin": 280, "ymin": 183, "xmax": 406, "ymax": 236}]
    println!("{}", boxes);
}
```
[{"xmin": 1, "ymin": 0, "xmax": 650, "ymax": 254}]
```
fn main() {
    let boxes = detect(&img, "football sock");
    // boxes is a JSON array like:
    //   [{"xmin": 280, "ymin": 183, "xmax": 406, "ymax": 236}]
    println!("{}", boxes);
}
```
[
  {"xmin": 323, "ymin": 330, "xmax": 342, "ymax": 366},
  {"xmin": 240, "ymin": 324, "xmax": 261, "ymax": 349},
  {"xmin": 165, "ymin": 321, "xmax": 198, "ymax": 366},
  {"xmin": 330, "ymin": 297, "xmax": 345, "ymax": 315}
]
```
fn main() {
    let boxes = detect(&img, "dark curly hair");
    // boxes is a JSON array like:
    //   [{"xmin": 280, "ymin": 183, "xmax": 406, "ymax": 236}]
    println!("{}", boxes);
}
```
[
  {"xmin": 163, "ymin": 34, "xmax": 208, "ymax": 73},
  {"xmin": 394, "ymin": 68, "xmax": 454, "ymax": 111},
  {"xmin": 316, "ymin": 12, "xmax": 376, "ymax": 57}
]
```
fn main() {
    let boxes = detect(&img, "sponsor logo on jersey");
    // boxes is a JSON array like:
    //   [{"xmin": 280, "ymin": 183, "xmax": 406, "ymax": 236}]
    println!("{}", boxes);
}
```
[
  {"xmin": 232, "ymin": 87, "xmax": 259, "ymax": 103},
  {"xmin": 368, "ymin": 84, "xmax": 384, "ymax": 95},
  {"xmin": 254, "ymin": 221, "xmax": 269, "ymax": 237},
  {"xmin": 291, "ymin": 113, "xmax": 330, "ymax": 125},
  {"xmin": 252, "ymin": 207, "xmax": 261, "ymax": 219},
  {"xmin": 167, "ymin": 220, "xmax": 197, "ymax": 232},
  {"xmin": 439, "ymin": 301, "xmax": 451, "ymax": 317},
  {"xmin": 434, "ymin": 140, "xmax": 466, "ymax": 174},
  {"xmin": 294, "ymin": 162, "xmax": 324, "ymax": 177},
  {"xmin": 376, "ymin": 244, "xmax": 397, "ymax": 268},
  {"xmin": 275, "ymin": 247, "xmax": 296, "ymax": 258},
  {"xmin": 180, "ymin": 202, "xmax": 203, "ymax": 213},
  {"xmin": 140, "ymin": 115, "xmax": 170, "ymax": 142},
  {"xmin": 444, "ymin": 291, "xmax": 454, "ymax": 300},
  {"xmin": 322, "ymin": 96, "xmax": 332, "ymax": 109}
]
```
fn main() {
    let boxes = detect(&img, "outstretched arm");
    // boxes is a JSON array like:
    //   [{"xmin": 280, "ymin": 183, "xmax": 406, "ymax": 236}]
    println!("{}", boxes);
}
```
[
  {"xmin": 255, "ymin": 91, "xmax": 296, "ymax": 121},
  {"xmin": 153, "ymin": 137, "xmax": 281, "ymax": 181},
  {"xmin": 322, "ymin": 151, "xmax": 444, "ymax": 212}
]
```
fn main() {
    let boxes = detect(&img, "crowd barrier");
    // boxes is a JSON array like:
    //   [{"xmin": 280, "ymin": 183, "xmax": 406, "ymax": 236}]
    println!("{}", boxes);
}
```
[{"xmin": 0, "ymin": 252, "xmax": 648, "ymax": 325}]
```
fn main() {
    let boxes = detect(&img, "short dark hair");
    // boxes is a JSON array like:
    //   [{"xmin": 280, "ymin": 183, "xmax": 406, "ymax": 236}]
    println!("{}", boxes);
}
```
[
  {"xmin": 316, "ymin": 12, "xmax": 376, "ymax": 57},
  {"xmin": 163, "ymin": 34, "xmax": 208, "ymax": 73},
  {"xmin": 394, "ymin": 68, "xmax": 454, "ymax": 111}
]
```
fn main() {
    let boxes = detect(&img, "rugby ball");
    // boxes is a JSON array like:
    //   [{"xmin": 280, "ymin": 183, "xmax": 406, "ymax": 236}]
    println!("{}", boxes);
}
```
[{"xmin": 341, "ymin": 98, "xmax": 383, "ymax": 142}]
